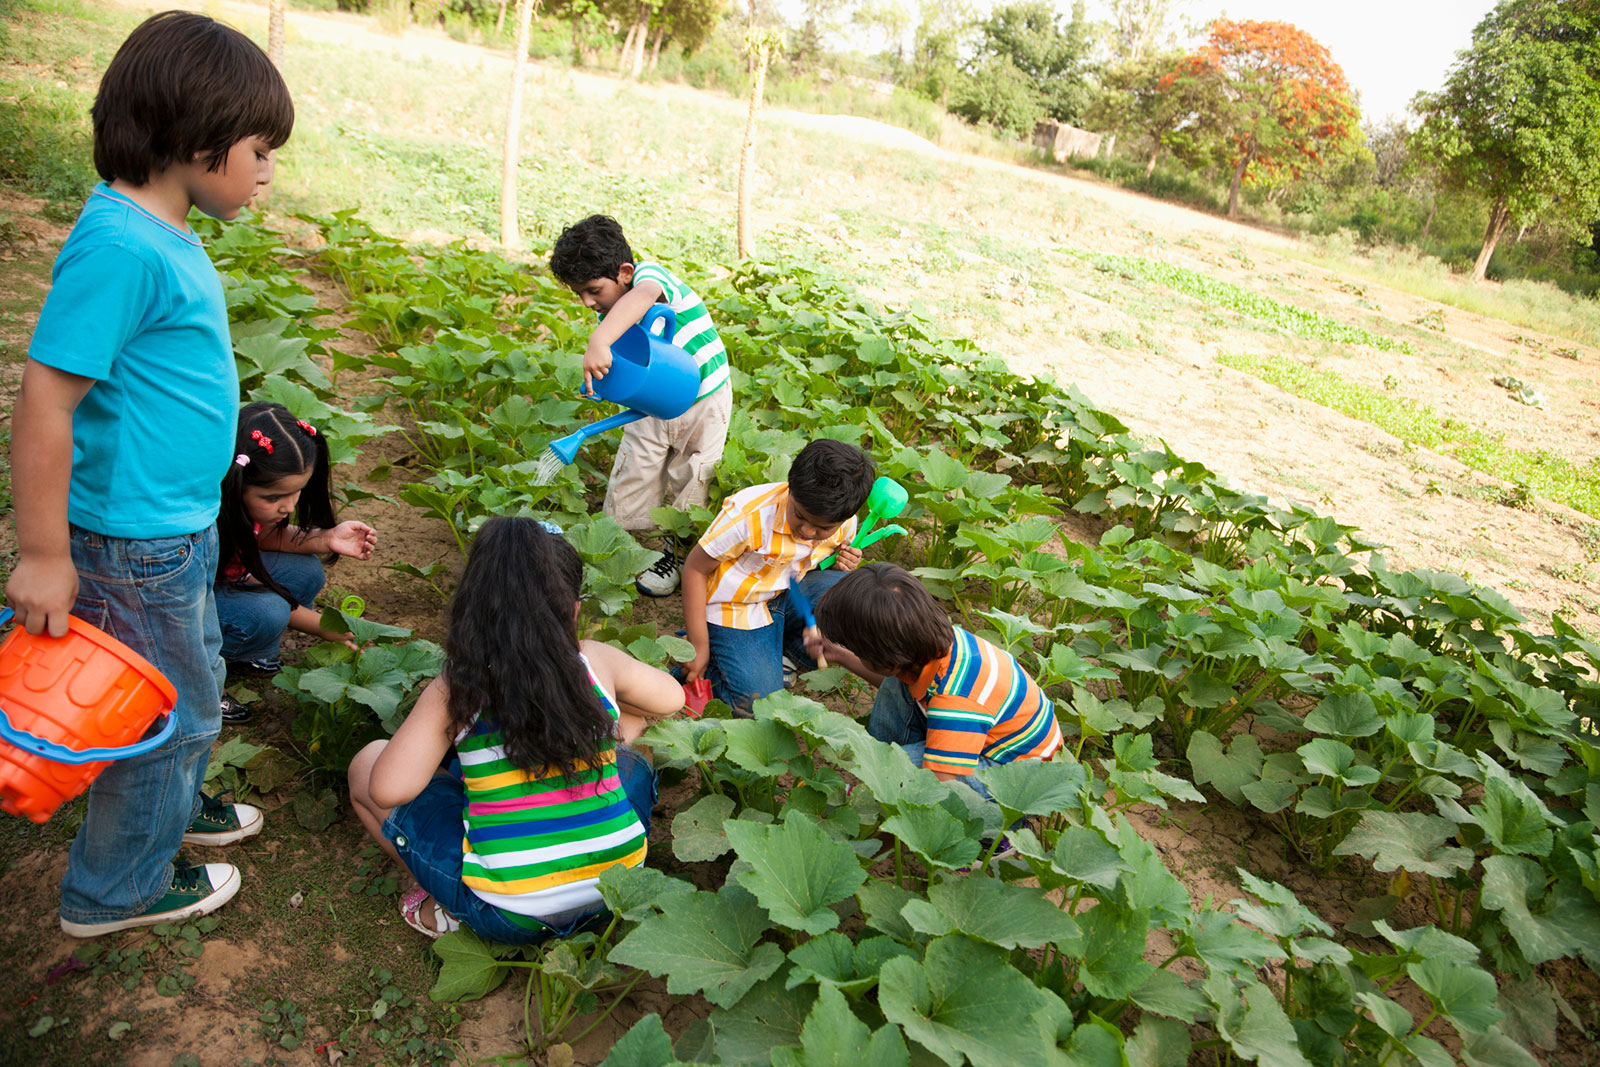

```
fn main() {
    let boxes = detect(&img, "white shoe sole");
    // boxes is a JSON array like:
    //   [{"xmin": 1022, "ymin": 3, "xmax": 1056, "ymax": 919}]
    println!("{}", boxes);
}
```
[
  {"xmin": 60, "ymin": 863, "xmax": 241, "ymax": 938},
  {"xmin": 182, "ymin": 803, "xmax": 265, "ymax": 847}
]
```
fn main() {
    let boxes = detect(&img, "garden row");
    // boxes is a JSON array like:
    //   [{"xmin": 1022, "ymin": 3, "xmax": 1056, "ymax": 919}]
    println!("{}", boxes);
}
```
[{"xmin": 199, "ymin": 209, "xmax": 1600, "ymax": 1065}]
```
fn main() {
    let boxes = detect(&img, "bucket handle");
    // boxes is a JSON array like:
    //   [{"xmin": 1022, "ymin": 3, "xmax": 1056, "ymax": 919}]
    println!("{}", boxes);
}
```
[{"xmin": 0, "ymin": 608, "xmax": 178, "ymax": 765}]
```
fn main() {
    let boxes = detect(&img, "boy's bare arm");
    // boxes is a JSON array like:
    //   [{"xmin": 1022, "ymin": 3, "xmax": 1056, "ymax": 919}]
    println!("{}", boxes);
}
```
[
  {"xmin": 6, "ymin": 360, "xmax": 94, "ymax": 636},
  {"xmin": 681, "ymin": 543, "xmax": 717, "ymax": 682},
  {"xmin": 583, "ymin": 279, "xmax": 664, "ymax": 390}
]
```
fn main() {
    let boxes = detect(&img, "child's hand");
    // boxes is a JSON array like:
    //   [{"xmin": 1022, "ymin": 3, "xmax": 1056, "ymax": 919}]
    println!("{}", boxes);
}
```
[
  {"xmin": 4, "ymin": 555, "xmax": 79, "ymax": 638},
  {"xmin": 833, "ymin": 545, "xmax": 863, "ymax": 572},
  {"xmin": 582, "ymin": 338, "xmax": 613, "ymax": 392},
  {"xmin": 802, "ymin": 627, "xmax": 831, "ymax": 668},
  {"xmin": 684, "ymin": 643, "xmax": 711, "ymax": 683},
  {"xmin": 327, "ymin": 521, "xmax": 378, "ymax": 560}
]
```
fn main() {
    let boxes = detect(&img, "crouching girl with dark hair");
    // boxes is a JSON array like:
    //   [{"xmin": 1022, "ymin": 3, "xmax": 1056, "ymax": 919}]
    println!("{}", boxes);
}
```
[
  {"xmin": 215, "ymin": 402, "xmax": 377, "ymax": 717},
  {"xmin": 347, "ymin": 517, "xmax": 684, "ymax": 941}
]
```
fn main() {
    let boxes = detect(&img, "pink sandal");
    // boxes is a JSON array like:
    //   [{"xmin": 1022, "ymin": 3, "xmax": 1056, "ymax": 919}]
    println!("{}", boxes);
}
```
[{"xmin": 399, "ymin": 884, "xmax": 459, "ymax": 940}]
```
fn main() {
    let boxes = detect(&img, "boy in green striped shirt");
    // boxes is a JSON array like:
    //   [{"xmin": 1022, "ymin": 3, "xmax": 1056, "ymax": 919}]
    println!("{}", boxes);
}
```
[{"xmin": 550, "ymin": 215, "xmax": 733, "ymax": 596}]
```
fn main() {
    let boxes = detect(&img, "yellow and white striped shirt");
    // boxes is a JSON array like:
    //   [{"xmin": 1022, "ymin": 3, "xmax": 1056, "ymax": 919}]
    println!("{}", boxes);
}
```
[{"xmin": 698, "ymin": 483, "xmax": 857, "ymax": 629}]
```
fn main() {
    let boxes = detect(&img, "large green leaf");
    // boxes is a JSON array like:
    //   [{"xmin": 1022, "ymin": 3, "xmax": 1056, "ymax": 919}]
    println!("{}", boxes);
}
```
[
  {"xmin": 596, "ymin": 863, "xmax": 696, "ymax": 922},
  {"xmin": 1130, "ymin": 969, "xmax": 1207, "ymax": 1024},
  {"xmin": 1297, "ymin": 739, "xmax": 1382, "ymax": 787},
  {"xmin": 643, "ymin": 718, "xmax": 728, "ymax": 768},
  {"xmin": 1185, "ymin": 909, "xmax": 1277, "ymax": 975},
  {"xmin": 1187, "ymin": 731, "xmax": 1265, "ymax": 805},
  {"xmin": 673, "ymin": 794, "xmax": 737, "ymax": 862},
  {"xmin": 1059, "ymin": 1012, "xmax": 1126, "ymax": 1067},
  {"xmin": 760, "ymin": 691, "xmax": 873, "ymax": 757},
  {"xmin": 857, "ymin": 881, "xmax": 923, "ymax": 943},
  {"xmin": 879, "ymin": 935, "xmax": 1060, "ymax": 1067},
  {"xmin": 881, "ymin": 804, "xmax": 983, "ymax": 872},
  {"xmin": 1332, "ymin": 812, "xmax": 1473, "ymax": 877},
  {"xmin": 1407, "ymin": 957, "xmax": 1502, "ymax": 1035},
  {"xmin": 842, "ymin": 740, "xmax": 949, "ymax": 810},
  {"xmin": 1460, "ymin": 1029, "xmax": 1542, "ymax": 1067},
  {"xmin": 770, "ymin": 985, "xmax": 910, "ymax": 1067},
  {"xmin": 1303, "ymin": 691, "xmax": 1382, "ymax": 737},
  {"xmin": 786, "ymin": 932, "xmax": 913, "ymax": 996},
  {"xmin": 1210, "ymin": 978, "xmax": 1312, "ymax": 1067},
  {"xmin": 610, "ymin": 887, "xmax": 786, "ymax": 1008},
  {"xmin": 723, "ymin": 719, "xmax": 803, "ymax": 777},
  {"xmin": 974, "ymin": 757, "xmax": 1088, "ymax": 822},
  {"xmin": 1051, "ymin": 825, "xmax": 1125, "ymax": 889},
  {"xmin": 726, "ymin": 815, "xmax": 866, "ymax": 935},
  {"xmin": 1234, "ymin": 869, "xmax": 1335, "ymax": 941},
  {"xmin": 903, "ymin": 876, "xmax": 1081, "ymax": 950},
  {"xmin": 1478, "ymin": 855, "xmax": 1575, "ymax": 964},
  {"xmin": 1470, "ymin": 773, "xmax": 1553, "ymax": 858},
  {"xmin": 1077, "ymin": 902, "xmax": 1156, "ymax": 999},
  {"xmin": 1125, "ymin": 1016, "xmax": 1192, "ymax": 1067},
  {"xmin": 601, "ymin": 1014, "xmax": 680, "ymax": 1067},
  {"xmin": 429, "ymin": 929, "xmax": 508, "ymax": 1002},
  {"xmin": 709, "ymin": 975, "xmax": 817, "ymax": 1066}
]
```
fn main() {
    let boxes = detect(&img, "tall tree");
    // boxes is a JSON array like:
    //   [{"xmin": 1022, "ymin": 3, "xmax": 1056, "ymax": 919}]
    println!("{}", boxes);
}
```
[
  {"xmin": 974, "ymin": 0, "xmax": 1093, "ymax": 124},
  {"xmin": 737, "ymin": 28, "xmax": 783, "ymax": 258},
  {"xmin": 1411, "ymin": 0, "xmax": 1600, "ymax": 281},
  {"xmin": 268, "ymin": 0, "xmax": 286, "ymax": 66},
  {"xmin": 1165, "ymin": 20, "xmax": 1358, "ymax": 217},
  {"xmin": 500, "ymin": 0, "xmax": 540, "ymax": 249},
  {"xmin": 1100, "ymin": 0, "xmax": 1181, "ymax": 155}
]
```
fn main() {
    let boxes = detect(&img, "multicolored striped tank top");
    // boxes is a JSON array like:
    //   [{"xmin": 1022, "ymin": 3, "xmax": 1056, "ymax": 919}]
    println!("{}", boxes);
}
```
[{"xmin": 456, "ymin": 655, "xmax": 646, "ymax": 917}]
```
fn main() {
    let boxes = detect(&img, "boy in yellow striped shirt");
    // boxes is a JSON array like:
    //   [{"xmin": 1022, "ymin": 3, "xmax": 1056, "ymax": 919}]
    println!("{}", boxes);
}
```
[{"xmin": 681, "ymin": 440, "xmax": 875, "ymax": 715}]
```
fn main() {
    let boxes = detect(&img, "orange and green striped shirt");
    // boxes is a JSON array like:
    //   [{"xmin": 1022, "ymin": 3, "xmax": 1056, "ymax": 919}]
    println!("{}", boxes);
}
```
[{"xmin": 911, "ymin": 626, "xmax": 1063, "ymax": 775}]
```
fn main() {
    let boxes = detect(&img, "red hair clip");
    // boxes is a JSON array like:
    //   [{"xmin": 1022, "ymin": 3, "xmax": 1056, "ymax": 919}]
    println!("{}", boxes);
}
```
[
  {"xmin": 296, "ymin": 420, "xmax": 317, "ymax": 436},
  {"xmin": 251, "ymin": 430, "xmax": 274, "ymax": 454}
]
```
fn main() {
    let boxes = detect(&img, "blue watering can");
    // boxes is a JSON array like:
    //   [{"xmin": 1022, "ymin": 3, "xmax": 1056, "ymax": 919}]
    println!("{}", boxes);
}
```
[{"xmin": 537, "ymin": 305, "xmax": 701, "ymax": 481}]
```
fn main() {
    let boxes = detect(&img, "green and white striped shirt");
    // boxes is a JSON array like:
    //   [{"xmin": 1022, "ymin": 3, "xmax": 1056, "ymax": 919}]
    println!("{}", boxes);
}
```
[{"xmin": 632, "ymin": 260, "xmax": 729, "ymax": 402}]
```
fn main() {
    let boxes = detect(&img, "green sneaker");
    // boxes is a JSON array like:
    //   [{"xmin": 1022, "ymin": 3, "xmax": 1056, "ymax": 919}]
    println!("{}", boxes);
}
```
[
  {"xmin": 60, "ymin": 863, "xmax": 240, "ymax": 938},
  {"xmin": 182, "ymin": 791, "xmax": 264, "ymax": 847}
]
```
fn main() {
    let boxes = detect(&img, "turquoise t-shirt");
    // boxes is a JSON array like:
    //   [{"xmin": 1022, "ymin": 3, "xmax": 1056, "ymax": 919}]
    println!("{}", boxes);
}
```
[{"xmin": 28, "ymin": 184, "xmax": 238, "ymax": 539}]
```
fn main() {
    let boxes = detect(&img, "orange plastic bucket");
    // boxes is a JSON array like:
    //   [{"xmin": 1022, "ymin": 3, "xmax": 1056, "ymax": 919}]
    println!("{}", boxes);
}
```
[{"xmin": 0, "ymin": 607, "xmax": 177, "ymax": 823}]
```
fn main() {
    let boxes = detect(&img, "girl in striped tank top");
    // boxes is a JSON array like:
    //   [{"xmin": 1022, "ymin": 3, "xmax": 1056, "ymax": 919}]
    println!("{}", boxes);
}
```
[{"xmin": 347, "ymin": 518, "xmax": 685, "ymax": 942}]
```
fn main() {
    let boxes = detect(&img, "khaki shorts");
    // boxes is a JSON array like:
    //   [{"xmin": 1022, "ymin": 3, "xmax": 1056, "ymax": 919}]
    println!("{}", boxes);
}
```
[{"xmin": 602, "ymin": 386, "xmax": 733, "ymax": 532}]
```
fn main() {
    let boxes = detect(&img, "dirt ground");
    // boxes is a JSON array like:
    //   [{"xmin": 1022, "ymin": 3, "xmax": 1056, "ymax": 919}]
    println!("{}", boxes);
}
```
[{"xmin": 3, "ymin": 5, "xmax": 1600, "ymax": 1065}]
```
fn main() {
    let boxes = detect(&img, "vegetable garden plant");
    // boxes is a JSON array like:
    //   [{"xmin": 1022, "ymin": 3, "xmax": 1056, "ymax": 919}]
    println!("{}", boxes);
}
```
[{"xmin": 197, "ymin": 207, "xmax": 1599, "ymax": 1065}]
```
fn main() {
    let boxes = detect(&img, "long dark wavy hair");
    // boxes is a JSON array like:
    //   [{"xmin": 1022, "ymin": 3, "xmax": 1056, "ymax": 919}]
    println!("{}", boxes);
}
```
[
  {"xmin": 216, "ymin": 401, "xmax": 334, "ymax": 605},
  {"xmin": 444, "ymin": 517, "xmax": 612, "ymax": 781}
]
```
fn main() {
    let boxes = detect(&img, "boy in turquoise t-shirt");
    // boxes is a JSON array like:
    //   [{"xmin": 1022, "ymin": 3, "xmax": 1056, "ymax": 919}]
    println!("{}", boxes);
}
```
[
  {"xmin": 6, "ymin": 12, "xmax": 294, "ymax": 936},
  {"xmin": 549, "ymin": 215, "xmax": 732, "ymax": 597}
]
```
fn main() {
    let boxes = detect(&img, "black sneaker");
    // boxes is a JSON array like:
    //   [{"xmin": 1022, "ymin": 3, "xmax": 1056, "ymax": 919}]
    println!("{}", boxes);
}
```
[
  {"xmin": 220, "ymin": 694, "xmax": 252, "ymax": 723},
  {"xmin": 59, "ymin": 863, "xmax": 241, "ymax": 938},
  {"xmin": 636, "ymin": 538, "xmax": 683, "ymax": 597}
]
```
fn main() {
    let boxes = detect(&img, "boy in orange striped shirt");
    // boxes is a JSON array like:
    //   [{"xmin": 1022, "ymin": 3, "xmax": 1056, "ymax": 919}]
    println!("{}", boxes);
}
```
[
  {"xmin": 681, "ymin": 440, "xmax": 875, "ymax": 715},
  {"xmin": 814, "ymin": 563, "xmax": 1063, "ymax": 800}
]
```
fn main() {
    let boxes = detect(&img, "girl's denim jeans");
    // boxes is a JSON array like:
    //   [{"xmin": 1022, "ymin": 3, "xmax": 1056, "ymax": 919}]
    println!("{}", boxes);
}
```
[
  {"xmin": 215, "ymin": 551, "xmax": 326, "ymax": 663},
  {"xmin": 59, "ymin": 526, "xmax": 225, "ymax": 925}
]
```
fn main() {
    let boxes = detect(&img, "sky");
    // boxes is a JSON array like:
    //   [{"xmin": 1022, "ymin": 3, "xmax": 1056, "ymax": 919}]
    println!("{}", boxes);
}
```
[{"xmin": 1086, "ymin": 0, "xmax": 1496, "ymax": 123}]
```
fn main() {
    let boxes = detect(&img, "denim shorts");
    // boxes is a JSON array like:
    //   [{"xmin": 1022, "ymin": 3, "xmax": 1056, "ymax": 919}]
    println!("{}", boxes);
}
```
[{"xmin": 382, "ymin": 746, "xmax": 658, "ymax": 945}]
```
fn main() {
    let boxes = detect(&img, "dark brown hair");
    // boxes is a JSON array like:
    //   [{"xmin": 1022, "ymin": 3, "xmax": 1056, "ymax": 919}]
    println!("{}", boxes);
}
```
[
  {"xmin": 787, "ymin": 439, "xmax": 875, "ymax": 524},
  {"xmin": 815, "ymin": 563, "xmax": 953, "ymax": 674},
  {"xmin": 92, "ymin": 11, "xmax": 294, "ymax": 184}
]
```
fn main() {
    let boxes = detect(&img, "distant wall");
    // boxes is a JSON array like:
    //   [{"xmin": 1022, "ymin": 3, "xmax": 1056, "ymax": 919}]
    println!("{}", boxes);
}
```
[{"xmin": 1034, "ymin": 122, "xmax": 1103, "ymax": 161}]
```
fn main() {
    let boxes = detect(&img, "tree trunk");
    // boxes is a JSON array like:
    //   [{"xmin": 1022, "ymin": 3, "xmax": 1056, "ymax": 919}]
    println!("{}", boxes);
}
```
[
  {"xmin": 620, "ymin": 21, "xmax": 638, "ymax": 70},
  {"xmin": 570, "ymin": 11, "xmax": 581, "ymax": 64},
  {"xmin": 630, "ymin": 6, "xmax": 649, "ymax": 78},
  {"xmin": 500, "ymin": 0, "xmax": 540, "ymax": 250},
  {"xmin": 1145, "ymin": 147, "xmax": 1160, "ymax": 178},
  {"xmin": 1225, "ymin": 148, "xmax": 1251, "ymax": 217},
  {"xmin": 1104, "ymin": 132, "xmax": 1116, "ymax": 159},
  {"xmin": 1420, "ymin": 200, "xmax": 1437, "ymax": 243},
  {"xmin": 1471, "ymin": 195, "xmax": 1511, "ymax": 283},
  {"xmin": 494, "ymin": 0, "xmax": 508, "ymax": 34},
  {"xmin": 737, "ymin": 41, "xmax": 772, "ymax": 259},
  {"xmin": 648, "ymin": 23, "xmax": 664, "ymax": 71},
  {"xmin": 267, "ymin": 0, "xmax": 285, "ymax": 66}
]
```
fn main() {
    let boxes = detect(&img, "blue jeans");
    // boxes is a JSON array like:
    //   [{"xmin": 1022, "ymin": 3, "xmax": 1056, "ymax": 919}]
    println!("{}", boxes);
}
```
[
  {"xmin": 706, "ymin": 568, "xmax": 845, "ymax": 715},
  {"xmin": 868, "ymin": 677, "xmax": 997, "ymax": 802},
  {"xmin": 60, "ymin": 526, "xmax": 225, "ymax": 924},
  {"xmin": 215, "ymin": 551, "xmax": 326, "ymax": 663},
  {"xmin": 382, "ymin": 746, "xmax": 658, "ymax": 945}
]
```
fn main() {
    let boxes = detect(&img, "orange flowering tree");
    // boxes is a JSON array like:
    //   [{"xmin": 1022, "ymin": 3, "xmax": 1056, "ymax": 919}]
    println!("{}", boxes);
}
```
[{"xmin": 1163, "ymin": 20, "xmax": 1358, "ymax": 216}]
